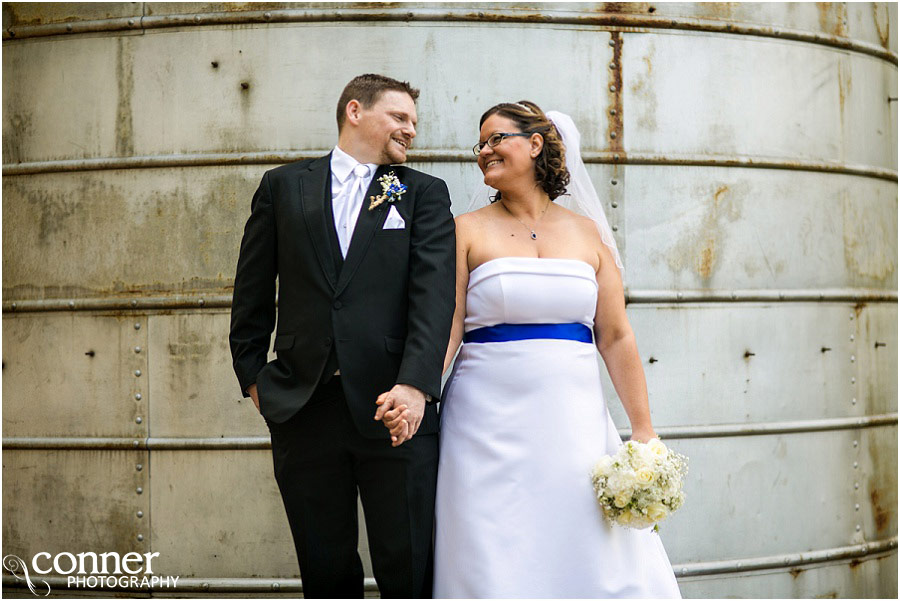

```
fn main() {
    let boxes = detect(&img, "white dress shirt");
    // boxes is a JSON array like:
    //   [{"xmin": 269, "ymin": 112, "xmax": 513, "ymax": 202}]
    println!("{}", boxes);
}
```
[{"xmin": 330, "ymin": 147, "xmax": 378, "ymax": 258}]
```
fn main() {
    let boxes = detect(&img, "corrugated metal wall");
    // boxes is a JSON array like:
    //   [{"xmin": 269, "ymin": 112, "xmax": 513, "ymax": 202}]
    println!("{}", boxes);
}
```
[{"xmin": 3, "ymin": 2, "xmax": 897, "ymax": 597}]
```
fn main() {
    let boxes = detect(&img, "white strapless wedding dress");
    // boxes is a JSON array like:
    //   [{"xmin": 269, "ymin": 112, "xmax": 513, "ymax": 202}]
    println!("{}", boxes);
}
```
[{"xmin": 434, "ymin": 257, "xmax": 681, "ymax": 598}]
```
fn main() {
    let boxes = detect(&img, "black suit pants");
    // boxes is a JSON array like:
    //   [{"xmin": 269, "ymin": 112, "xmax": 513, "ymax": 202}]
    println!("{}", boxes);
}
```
[{"xmin": 266, "ymin": 378, "xmax": 438, "ymax": 598}]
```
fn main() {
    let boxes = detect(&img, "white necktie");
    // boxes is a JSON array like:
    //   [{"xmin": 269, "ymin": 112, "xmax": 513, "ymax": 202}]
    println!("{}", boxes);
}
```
[{"xmin": 337, "ymin": 164, "xmax": 371, "ymax": 258}]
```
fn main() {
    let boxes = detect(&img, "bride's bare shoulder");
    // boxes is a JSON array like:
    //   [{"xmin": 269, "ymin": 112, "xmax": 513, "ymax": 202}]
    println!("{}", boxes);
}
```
[{"xmin": 456, "ymin": 204, "xmax": 498, "ymax": 230}]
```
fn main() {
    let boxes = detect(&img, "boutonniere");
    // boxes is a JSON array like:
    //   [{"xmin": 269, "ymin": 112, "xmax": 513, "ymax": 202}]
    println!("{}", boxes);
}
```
[{"xmin": 368, "ymin": 171, "xmax": 407, "ymax": 210}]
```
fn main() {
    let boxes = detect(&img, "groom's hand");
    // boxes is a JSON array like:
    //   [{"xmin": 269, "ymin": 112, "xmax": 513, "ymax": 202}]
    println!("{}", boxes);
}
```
[
  {"xmin": 374, "ymin": 384, "xmax": 427, "ymax": 446},
  {"xmin": 247, "ymin": 384, "xmax": 260, "ymax": 413}
]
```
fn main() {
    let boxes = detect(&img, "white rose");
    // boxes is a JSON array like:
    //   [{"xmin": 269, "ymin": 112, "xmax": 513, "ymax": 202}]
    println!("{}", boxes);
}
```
[
  {"xmin": 635, "ymin": 467, "xmax": 656, "ymax": 486},
  {"xmin": 613, "ymin": 491, "xmax": 632, "ymax": 508},
  {"xmin": 647, "ymin": 502, "xmax": 669, "ymax": 522},
  {"xmin": 648, "ymin": 439, "xmax": 668, "ymax": 458}
]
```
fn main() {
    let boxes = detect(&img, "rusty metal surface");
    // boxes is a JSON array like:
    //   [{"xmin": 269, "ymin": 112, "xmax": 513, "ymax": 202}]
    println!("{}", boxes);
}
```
[
  {"xmin": 623, "ymin": 32, "xmax": 898, "ymax": 171},
  {"xmin": 1, "ymin": 313, "xmax": 147, "ymax": 438},
  {"xmin": 602, "ymin": 304, "xmax": 898, "ymax": 428},
  {"xmin": 624, "ymin": 167, "xmax": 897, "ymax": 291},
  {"xmin": 678, "ymin": 550, "xmax": 898, "ymax": 598},
  {"xmin": 652, "ymin": 426, "xmax": 897, "ymax": 563},
  {"xmin": 2, "ymin": 449, "xmax": 150, "ymax": 560},
  {"xmin": 147, "ymin": 313, "xmax": 269, "ymax": 438},
  {"xmin": 3, "ymin": 3, "xmax": 897, "ymax": 62}
]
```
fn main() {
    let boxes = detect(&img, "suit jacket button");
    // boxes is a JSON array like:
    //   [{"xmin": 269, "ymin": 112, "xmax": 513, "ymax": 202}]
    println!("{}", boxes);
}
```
[
  {"xmin": 333, "ymin": 300, "xmax": 342, "ymax": 310},
  {"xmin": 323, "ymin": 337, "xmax": 332, "ymax": 346}
]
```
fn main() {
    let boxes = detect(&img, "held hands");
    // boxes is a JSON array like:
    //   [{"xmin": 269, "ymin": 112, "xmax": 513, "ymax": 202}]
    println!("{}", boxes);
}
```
[{"xmin": 374, "ymin": 384, "xmax": 427, "ymax": 447}]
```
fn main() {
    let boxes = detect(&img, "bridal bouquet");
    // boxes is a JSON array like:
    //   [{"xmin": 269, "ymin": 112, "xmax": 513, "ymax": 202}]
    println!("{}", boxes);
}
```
[{"xmin": 591, "ymin": 439, "xmax": 688, "ymax": 531}]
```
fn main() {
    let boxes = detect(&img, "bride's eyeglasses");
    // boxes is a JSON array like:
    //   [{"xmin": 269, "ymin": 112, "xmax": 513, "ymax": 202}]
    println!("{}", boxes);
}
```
[{"xmin": 473, "ymin": 132, "xmax": 531, "ymax": 155}]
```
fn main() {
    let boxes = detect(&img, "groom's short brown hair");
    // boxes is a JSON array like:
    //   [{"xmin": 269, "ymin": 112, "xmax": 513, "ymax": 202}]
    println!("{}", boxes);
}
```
[{"xmin": 336, "ymin": 74, "xmax": 420, "ymax": 132}]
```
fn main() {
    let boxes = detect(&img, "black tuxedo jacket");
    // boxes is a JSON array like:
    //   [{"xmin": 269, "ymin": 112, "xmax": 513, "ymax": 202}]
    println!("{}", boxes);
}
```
[{"xmin": 229, "ymin": 154, "xmax": 456, "ymax": 438}]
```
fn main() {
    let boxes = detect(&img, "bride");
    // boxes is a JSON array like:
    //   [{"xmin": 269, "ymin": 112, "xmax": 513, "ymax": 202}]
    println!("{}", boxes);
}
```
[{"xmin": 430, "ymin": 101, "xmax": 681, "ymax": 598}]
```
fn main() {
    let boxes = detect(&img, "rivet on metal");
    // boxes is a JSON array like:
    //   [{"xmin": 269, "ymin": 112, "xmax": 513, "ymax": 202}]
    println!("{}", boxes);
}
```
[
  {"xmin": 264, "ymin": 12, "xmax": 272, "ymax": 19},
  {"xmin": 609, "ymin": 85, "xmax": 617, "ymax": 93},
  {"xmin": 610, "ymin": 179, "xmax": 618, "ymax": 186},
  {"xmin": 137, "ymin": 487, "xmax": 143, "ymax": 494},
  {"xmin": 681, "ymin": 568, "xmax": 687, "ymax": 576},
  {"xmin": 854, "ymin": 482, "xmax": 859, "ymax": 489},
  {"xmin": 202, "ymin": 583, "xmax": 209, "ymax": 591},
  {"xmin": 731, "ymin": 292, "xmax": 738, "ymax": 300},
  {"xmin": 66, "ymin": 24, "xmax": 73, "ymax": 32},
  {"xmin": 194, "ymin": 15, "xmax": 201, "ymax": 22},
  {"xmin": 736, "ymin": 562, "xmax": 742, "ymax": 569},
  {"xmin": 853, "ymin": 462, "xmax": 858, "ymax": 469},
  {"xmin": 608, "ymin": 39, "xmax": 616, "ymax": 46},
  {"xmin": 134, "ymin": 322, "xmax": 141, "ymax": 330},
  {"xmin": 613, "ymin": 154, "xmax": 620, "ymax": 161},
  {"xmin": 861, "ymin": 545, "xmax": 868, "ymax": 553},
  {"xmin": 137, "ymin": 534, "xmax": 144, "ymax": 542},
  {"xmin": 851, "ymin": 398, "xmax": 857, "ymax": 405},
  {"xmin": 612, "ymin": 225, "xmax": 618, "ymax": 232},
  {"xmin": 856, "ymin": 525, "xmax": 861, "ymax": 532},
  {"xmin": 677, "ymin": 292, "xmax": 684, "ymax": 300},
  {"xmin": 272, "ymin": 583, "xmax": 280, "ymax": 590},
  {"xmin": 128, "ymin": 19, "xmax": 135, "ymax": 26},
  {"xmin": 135, "ymin": 393, "xmax": 142, "ymax": 401},
  {"xmin": 135, "ymin": 370, "xmax": 142, "ymax": 377},
  {"xmin": 199, "ymin": 298, "xmax": 206, "ymax": 307},
  {"xmin": 609, "ymin": 109, "xmax": 617, "ymax": 116},
  {"xmin": 853, "ymin": 440, "xmax": 858, "ymax": 447},
  {"xmin": 610, "ymin": 132, "xmax": 617, "ymax": 139},
  {"xmin": 611, "ymin": 202, "xmax": 618, "ymax": 208},
  {"xmin": 855, "ymin": 504, "xmax": 860, "ymax": 511},
  {"xmin": 136, "ymin": 464, "xmax": 143, "ymax": 471},
  {"xmin": 11, "ymin": 303, "xmax": 16, "ymax": 310},
  {"xmin": 850, "ymin": 355, "xmax": 856, "ymax": 363},
  {"xmin": 131, "ymin": 299, "xmax": 138, "ymax": 307},
  {"xmin": 133, "ymin": 440, "xmax": 140, "ymax": 447},
  {"xmin": 136, "ymin": 417, "xmax": 143, "ymax": 424},
  {"xmin": 609, "ymin": 63, "xmax": 616, "ymax": 69},
  {"xmin": 68, "ymin": 301, "xmax": 75, "ymax": 309},
  {"xmin": 851, "ymin": 377, "xmax": 856, "ymax": 384},
  {"xmin": 137, "ymin": 511, "xmax": 144, "ymax": 518},
  {"xmin": 135, "ymin": 346, "xmax": 142, "ymax": 353},
  {"xmin": 779, "ymin": 292, "xmax": 785, "ymax": 300},
  {"xmin": 850, "ymin": 335, "xmax": 855, "ymax": 342}
]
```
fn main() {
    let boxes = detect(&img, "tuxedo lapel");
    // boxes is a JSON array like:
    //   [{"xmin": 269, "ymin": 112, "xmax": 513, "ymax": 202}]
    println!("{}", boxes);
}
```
[
  {"xmin": 299, "ymin": 154, "xmax": 338, "ymax": 291},
  {"xmin": 335, "ymin": 164, "xmax": 391, "ymax": 296}
]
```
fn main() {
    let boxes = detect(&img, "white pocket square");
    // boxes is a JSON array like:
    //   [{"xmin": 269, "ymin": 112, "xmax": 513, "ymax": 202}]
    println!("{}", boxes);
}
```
[{"xmin": 382, "ymin": 205, "xmax": 406, "ymax": 230}]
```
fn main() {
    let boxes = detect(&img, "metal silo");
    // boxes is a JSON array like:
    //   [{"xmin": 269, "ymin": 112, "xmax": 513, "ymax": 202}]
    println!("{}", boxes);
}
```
[{"xmin": 3, "ymin": 2, "xmax": 896, "ymax": 597}]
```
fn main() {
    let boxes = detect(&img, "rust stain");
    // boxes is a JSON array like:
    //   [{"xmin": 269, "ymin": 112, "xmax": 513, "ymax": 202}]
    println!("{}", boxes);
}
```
[
  {"xmin": 870, "ymin": 488, "xmax": 890, "ymax": 532},
  {"xmin": 854, "ymin": 302, "xmax": 867, "ymax": 318},
  {"xmin": 607, "ymin": 31, "xmax": 624, "ymax": 156},
  {"xmin": 790, "ymin": 567, "xmax": 803, "ymax": 579},
  {"xmin": 848, "ymin": 559, "xmax": 862, "ymax": 569},
  {"xmin": 115, "ymin": 38, "xmax": 134, "ymax": 157},
  {"xmin": 872, "ymin": 4, "xmax": 891, "ymax": 49},
  {"xmin": 698, "ymin": 240, "xmax": 716, "ymax": 278},
  {"xmin": 816, "ymin": 3, "xmax": 848, "ymax": 37}
]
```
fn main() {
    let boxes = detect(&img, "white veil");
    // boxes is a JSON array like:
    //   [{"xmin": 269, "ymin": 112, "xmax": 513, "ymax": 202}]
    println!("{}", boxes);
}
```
[{"xmin": 463, "ymin": 110, "xmax": 624, "ymax": 272}]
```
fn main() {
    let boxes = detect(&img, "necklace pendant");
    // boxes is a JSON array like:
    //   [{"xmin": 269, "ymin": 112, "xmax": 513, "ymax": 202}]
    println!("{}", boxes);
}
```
[{"xmin": 530, "ymin": 231, "xmax": 537, "ymax": 240}]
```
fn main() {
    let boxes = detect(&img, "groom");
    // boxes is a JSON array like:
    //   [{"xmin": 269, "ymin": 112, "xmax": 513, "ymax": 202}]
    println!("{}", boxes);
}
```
[{"xmin": 229, "ymin": 74, "xmax": 455, "ymax": 598}]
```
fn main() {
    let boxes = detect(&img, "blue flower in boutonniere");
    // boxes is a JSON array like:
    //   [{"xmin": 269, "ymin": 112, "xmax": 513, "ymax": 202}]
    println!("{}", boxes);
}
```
[{"xmin": 368, "ymin": 171, "xmax": 407, "ymax": 211}]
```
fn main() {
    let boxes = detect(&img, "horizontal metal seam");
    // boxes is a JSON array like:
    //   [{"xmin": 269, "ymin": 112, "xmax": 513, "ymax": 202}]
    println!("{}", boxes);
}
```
[
  {"xmin": 2, "ymin": 539, "xmax": 896, "ymax": 591},
  {"xmin": 3, "ymin": 151, "xmax": 898, "ymax": 181},
  {"xmin": 3, "ymin": 289, "xmax": 897, "ymax": 314},
  {"xmin": 4, "ymin": 414, "xmax": 896, "ymax": 450},
  {"xmin": 3, "ymin": 10, "xmax": 897, "ymax": 64}
]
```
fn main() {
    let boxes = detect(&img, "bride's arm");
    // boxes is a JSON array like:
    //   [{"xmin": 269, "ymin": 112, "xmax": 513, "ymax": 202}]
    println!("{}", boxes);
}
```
[
  {"xmin": 592, "ymin": 242, "xmax": 658, "ymax": 443},
  {"xmin": 443, "ymin": 215, "xmax": 470, "ymax": 375}
]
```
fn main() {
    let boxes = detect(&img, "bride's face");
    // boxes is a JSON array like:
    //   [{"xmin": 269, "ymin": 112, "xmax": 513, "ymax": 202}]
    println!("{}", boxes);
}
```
[{"xmin": 477, "ymin": 114, "xmax": 536, "ymax": 190}]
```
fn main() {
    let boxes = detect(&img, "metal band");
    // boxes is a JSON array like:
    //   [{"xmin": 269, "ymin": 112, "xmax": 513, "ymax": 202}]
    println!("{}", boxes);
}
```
[
  {"xmin": 3, "ymin": 151, "xmax": 898, "ymax": 182},
  {"xmin": 3, "ymin": 288, "xmax": 896, "ymax": 314},
  {"xmin": 4, "ymin": 414, "xmax": 896, "ymax": 450},
  {"xmin": 2, "ymin": 539, "xmax": 896, "ymax": 592},
  {"xmin": 3, "ymin": 9, "xmax": 897, "ymax": 64}
]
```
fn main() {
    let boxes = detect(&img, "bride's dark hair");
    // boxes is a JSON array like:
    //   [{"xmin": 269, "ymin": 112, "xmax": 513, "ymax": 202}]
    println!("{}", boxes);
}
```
[{"xmin": 479, "ymin": 100, "xmax": 570, "ymax": 201}]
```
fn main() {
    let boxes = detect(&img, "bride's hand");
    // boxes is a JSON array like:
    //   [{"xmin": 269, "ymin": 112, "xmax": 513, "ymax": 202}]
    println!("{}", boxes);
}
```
[{"xmin": 629, "ymin": 427, "xmax": 658, "ymax": 444}]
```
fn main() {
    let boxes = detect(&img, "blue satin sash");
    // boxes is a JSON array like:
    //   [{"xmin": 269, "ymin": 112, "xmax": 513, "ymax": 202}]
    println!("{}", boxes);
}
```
[{"xmin": 463, "ymin": 323, "xmax": 593, "ymax": 344}]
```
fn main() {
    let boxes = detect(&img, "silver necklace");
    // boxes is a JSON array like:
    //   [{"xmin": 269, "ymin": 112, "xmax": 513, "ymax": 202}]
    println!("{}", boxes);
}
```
[{"xmin": 500, "ymin": 199, "xmax": 551, "ymax": 240}]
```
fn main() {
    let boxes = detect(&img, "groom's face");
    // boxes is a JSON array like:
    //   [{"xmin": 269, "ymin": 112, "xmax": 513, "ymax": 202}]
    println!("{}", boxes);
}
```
[{"xmin": 357, "ymin": 90, "xmax": 418, "ymax": 164}]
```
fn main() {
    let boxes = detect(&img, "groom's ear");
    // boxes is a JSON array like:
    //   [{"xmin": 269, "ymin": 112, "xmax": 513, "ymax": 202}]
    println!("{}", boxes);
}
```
[{"xmin": 345, "ymin": 99, "xmax": 362, "ymax": 126}]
